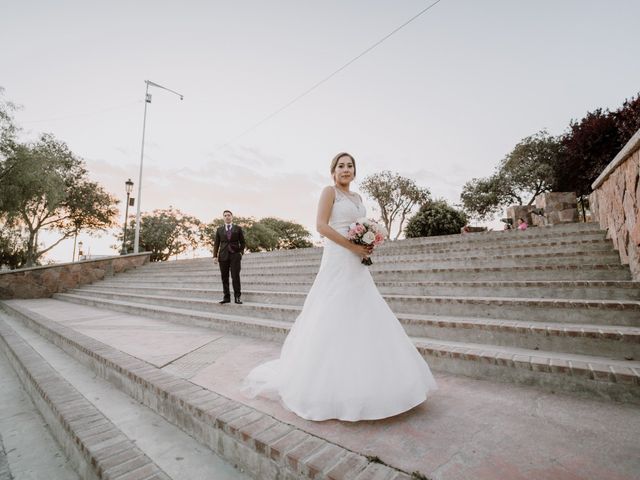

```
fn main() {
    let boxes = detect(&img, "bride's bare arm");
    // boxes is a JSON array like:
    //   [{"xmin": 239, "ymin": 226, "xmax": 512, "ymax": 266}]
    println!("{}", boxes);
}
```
[{"xmin": 316, "ymin": 186, "xmax": 372, "ymax": 258}]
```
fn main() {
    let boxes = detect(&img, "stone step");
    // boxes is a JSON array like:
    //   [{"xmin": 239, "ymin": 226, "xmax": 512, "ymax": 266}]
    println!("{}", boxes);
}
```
[
  {"xmin": 107, "ymin": 263, "xmax": 631, "ymax": 282},
  {"xmin": 134, "ymin": 250, "xmax": 620, "ymax": 276},
  {"xmin": 0, "ymin": 347, "xmax": 80, "ymax": 480},
  {"xmin": 143, "ymin": 239, "xmax": 618, "ymax": 271},
  {"xmin": 248, "ymin": 238, "xmax": 615, "ymax": 261},
  {"xmin": 74, "ymin": 286, "xmax": 640, "ymax": 359},
  {"xmin": 22, "ymin": 295, "xmax": 640, "ymax": 404},
  {"xmin": 171, "ymin": 224, "xmax": 608, "ymax": 266},
  {"xmin": 0, "ymin": 300, "xmax": 411, "ymax": 480},
  {"xmin": 2, "ymin": 312, "xmax": 251, "ymax": 480},
  {"xmin": 187, "ymin": 253, "xmax": 628, "ymax": 276},
  {"xmin": 65, "ymin": 288, "xmax": 640, "ymax": 327},
  {"xmin": 0, "ymin": 316, "xmax": 174, "ymax": 480},
  {"xmin": 81, "ymin": 279, "xmax": 640, "ymax": 301},
  {"xmin": 132, "ymin": 250, "xmax": 622, "ymax": 276},
  {"xmin": 253, "ymin": 223, "xmax": 606, "ymax": 255},
  {"xmin": 245, "ymin": 248, "xmax": 621, "ymax": 268}
]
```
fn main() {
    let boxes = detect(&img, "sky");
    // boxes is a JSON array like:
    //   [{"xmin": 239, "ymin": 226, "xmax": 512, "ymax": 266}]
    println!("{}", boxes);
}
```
[{"xmin": 2, "ymin": 0, "xmax": 640, "ymax": 262}]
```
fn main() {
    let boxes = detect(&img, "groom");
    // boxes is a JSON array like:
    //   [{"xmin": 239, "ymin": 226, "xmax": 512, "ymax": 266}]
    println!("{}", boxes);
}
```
[{"xmin": 213, "ymin": 210, "xmax": 246, "ymax": 304}]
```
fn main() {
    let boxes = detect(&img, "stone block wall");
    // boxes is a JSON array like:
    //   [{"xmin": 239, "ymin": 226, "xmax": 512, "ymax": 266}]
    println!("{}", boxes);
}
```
[
  {"xmin": 590, "ymin": 129, "xmax": 640, "ymax": 280},
  {"xmin": 0, "ymin": 253, "xmax": 151, "ymax": 299},
  {"xmin": 534, "ymin": 192, "xmax": 579, "ymax": 225},
  {"xmin": 506, "ymin": 205, "xmax": 537, "ymax": 227}
]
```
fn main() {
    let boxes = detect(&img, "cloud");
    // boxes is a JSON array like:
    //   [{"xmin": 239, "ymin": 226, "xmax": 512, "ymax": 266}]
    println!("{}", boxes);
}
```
[{"xmin": 83, "ymin": 156, "xmax": 326, "ymax": 231}]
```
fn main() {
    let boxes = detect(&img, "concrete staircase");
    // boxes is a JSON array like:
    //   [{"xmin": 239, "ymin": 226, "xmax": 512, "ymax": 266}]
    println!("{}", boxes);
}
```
[
  {"xmin": 1, "ymin": 221, "xmax": 639, "ymax": 480},
  {"xmin": 56, "ymin": 222, "xmax": 640, "ymax": 404}
]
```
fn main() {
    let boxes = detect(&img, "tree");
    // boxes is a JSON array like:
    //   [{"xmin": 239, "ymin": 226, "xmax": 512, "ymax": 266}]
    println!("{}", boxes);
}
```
[
  {"xmin": 360, "ymin": 171, "xmax": 430, "ymax": 240},
  {"xmin": 0, "ymin": 88, "xmax": 20, "ymax": 196},
  {"xmin": 243, "ymin": 221, "xmax": 279, "ymax": 252},
  {"xmin": 118, "ymin": 208, "xmax": 201, "ymax": 262},
  {"xmin": 459, "ymin": 174, "xmax": 508, "ymax": 221},
  {"xmin": 552, "ymin": 93, "xmax": 640, "ymax": 216},
  {"xmin": 260, "ymin": 217, "xmax": 313, "ymax": 249},
  {"xmin": 0, "ymin": 134, "xmax": 119, "ymax": 267},
  {"xmin": 57, "ymin": 179, "xmax": 120, "ymax": 256},
  {"xmin": 200, "ymin": 217, "xmax": 280, "ymax": 253},
  {"xmin": 614, "ymin": 93, "xmax": 640, "ymax": 147},
  {"xmin": 552, "ymin": 109, "xmax": 620, "ymax": 203},
  {"xmin": 460, "ymin": 131, "xmax": 561, "ymax": 220},
  {"xmin": 405, "ymin": 200, "xmax": 468, "ymax": 238},
  {"xmin": 0, "ymin": 87, "xmax": 18, "ymax": 162},
  {"xmin": 500, "ymin": 130, "xmax": 559, "ymax": 202}
]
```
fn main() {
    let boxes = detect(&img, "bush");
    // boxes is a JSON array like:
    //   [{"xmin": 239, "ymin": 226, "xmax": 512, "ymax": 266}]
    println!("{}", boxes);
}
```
[{"xmin": 405, "ymin": 200, "xmax": 468, "ymax": 238}]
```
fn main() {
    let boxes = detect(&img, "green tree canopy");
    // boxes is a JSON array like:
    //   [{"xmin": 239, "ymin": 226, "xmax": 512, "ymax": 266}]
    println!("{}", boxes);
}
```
[
  {"xmin": 201, "ymin": 217, "xmax": 278, "ymax": 253},
  {"xmin": 360, "ymin": 171, "xmax": 430, "ymax": 240},
  {"xmin": 460, "ymin": 130, "xmax": 561, "ymax": 220},
  {"xmin": 200, "ymin": 216, "xmax": 312, "ymax": 253},
  {"xmin": 243, "ymin": 220, "xmax": 279, "ymax": 252},
  {"xmin": 260, "ymin": 217, "xmax": 313, "ymax": 249},
  {"xmin": 459, "ymin": 175, "xmax": 507, "ymax": 221},
  {"xmin": 405, "ymin": 200, "xmax": 468, "ymax": 238},
  {"xmin": 0, "ymin": 87, "xmax": 19, "ymax": 163},
  {"xmin": 119, "ymin": 208, "xmax": 201, "ymax": 262},
  {"xmin": 0, "ymin": 134, "xmax": 119, "ymax": 267}
]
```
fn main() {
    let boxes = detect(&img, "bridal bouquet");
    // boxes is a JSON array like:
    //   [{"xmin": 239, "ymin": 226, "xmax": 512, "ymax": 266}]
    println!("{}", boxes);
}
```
[{"xmin": 346, "ymin": 217, "xmax": 388, "ymax": 266}]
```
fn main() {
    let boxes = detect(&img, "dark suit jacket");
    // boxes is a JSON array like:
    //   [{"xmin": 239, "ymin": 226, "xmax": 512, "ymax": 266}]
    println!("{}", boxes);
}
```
[{"xmin": 213, "ymin": 224, "xmax": 246, "ymax": 262}]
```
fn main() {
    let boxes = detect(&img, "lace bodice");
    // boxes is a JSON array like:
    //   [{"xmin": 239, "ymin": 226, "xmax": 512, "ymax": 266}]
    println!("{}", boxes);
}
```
[{"xmin": 330, "ymin": 187, "xmax": 366, "ymax": 235}]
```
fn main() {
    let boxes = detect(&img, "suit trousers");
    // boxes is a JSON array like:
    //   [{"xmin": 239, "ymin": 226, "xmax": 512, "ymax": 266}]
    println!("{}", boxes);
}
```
[{"xmin": 219, "ymin": 252, "xmax": 242, "ymax": 299}]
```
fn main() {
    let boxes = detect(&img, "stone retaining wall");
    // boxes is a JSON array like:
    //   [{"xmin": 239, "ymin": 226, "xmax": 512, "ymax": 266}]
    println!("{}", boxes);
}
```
[
  {"xmin": 0, "ymin": 253, "xmax": 151, "ymax": 299},
  {"xmin": 590, "ymin": 129, "xmax": 640, "ymax": 280}
]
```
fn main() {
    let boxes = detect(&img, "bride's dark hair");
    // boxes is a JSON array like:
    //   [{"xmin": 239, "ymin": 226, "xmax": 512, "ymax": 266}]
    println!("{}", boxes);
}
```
[{"xmin": 330, "ymin": 152, "xmax": 356, "ymax": 178}]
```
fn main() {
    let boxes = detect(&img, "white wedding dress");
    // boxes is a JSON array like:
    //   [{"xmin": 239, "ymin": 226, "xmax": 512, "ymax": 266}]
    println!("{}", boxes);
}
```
[{"xmin": 242, "ymin": 187, "xmax": 437, "ymax": 421}]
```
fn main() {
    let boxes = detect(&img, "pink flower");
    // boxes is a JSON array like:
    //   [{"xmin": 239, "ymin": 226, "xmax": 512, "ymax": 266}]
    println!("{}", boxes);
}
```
[
  {"xmin": 373, "ymin": 232, "xmax": 385, "ymax": 246},
  {"xmin": 355, "ymin": 224, "xmax": 366, "ymax": 235}
]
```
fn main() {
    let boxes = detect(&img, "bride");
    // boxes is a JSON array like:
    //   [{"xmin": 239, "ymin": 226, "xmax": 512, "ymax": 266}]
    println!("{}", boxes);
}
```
[{"xmin": 242, "ymin": 152, "xmax": 437, "ymax": 421}]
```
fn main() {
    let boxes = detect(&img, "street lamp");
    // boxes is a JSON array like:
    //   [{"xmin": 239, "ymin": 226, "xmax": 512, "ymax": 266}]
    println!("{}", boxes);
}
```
[
  {"xmin": 133, "ymin": 80, "xmax": 184, "ymax": 254},
  {"xmin": 122, "ymin": 178, "xmax": 134, "ymax": 254}
]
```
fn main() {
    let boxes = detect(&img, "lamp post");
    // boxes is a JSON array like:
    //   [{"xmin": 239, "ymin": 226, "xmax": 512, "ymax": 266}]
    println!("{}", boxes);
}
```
[
  {"xmin": 133, "ymin": 80, "xmax": 184, "ymax": 254},
  {"xmin": 122, "ymin": 178, "xmax": 134, "ymax": 254}
]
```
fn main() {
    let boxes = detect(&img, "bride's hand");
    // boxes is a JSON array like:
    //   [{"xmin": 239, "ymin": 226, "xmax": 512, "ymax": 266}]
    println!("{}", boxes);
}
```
[{"xmin": 352, "ymin": 244, "xmax": 373, "ymax": 259}]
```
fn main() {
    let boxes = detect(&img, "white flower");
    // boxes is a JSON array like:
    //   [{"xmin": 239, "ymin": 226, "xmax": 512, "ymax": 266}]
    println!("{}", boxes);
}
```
[{"xmin": 362, "ymin": 231, "xmax": 376, "ymax": 244}]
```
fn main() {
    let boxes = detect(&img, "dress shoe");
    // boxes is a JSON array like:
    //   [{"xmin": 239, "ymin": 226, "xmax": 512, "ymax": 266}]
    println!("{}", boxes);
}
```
[
  {"xmin": 219, "ymin": 298, "xmax": 231, "ymax": 304},
  {"xmin": 234, "ymin": 297, "xmax": 243, "ymax": 304}
]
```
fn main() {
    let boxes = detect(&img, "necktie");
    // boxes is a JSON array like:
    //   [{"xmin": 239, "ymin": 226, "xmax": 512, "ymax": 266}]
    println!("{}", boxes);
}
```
[{"xmin": 226, "ymin": 225, "xmax": 233, "ymax": 252}]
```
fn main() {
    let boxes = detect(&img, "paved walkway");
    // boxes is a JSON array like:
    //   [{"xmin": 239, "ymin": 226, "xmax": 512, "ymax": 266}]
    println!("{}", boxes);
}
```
[{"xmin": 11, "ymin": 298, "xmax": 640, "ymax": 480}]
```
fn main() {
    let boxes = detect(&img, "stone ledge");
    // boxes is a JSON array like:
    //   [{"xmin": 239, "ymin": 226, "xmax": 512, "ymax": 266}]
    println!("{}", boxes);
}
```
[
  {"xmin": 0, "ymin": 301, "xmax": 410, "ymax": 480},
  {"xmin": 0, "ymin": 316, "xmax": 169, "ymax": 480},
  {"xmin": 590, "ymin": 127, "xmax": 640, "ymax": 281},
  {"xmin": 0, "ymin": 253, "xmax": 151, "ymax": 300}
]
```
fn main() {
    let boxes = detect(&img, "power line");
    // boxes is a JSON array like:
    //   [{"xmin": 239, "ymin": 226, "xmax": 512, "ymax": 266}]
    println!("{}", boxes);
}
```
[{"xmin": 217, "ymin": 0, "xmax": 445, "ymax": 151}]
